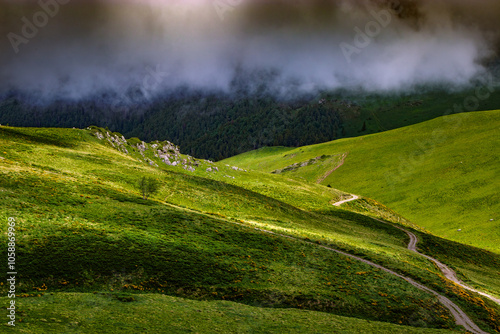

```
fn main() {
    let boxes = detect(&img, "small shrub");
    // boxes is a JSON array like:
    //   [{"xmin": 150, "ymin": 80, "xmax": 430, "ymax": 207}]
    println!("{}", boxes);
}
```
[{"xmin": 137, "ymin": 176, "xmax": 161, "ymax": 200}]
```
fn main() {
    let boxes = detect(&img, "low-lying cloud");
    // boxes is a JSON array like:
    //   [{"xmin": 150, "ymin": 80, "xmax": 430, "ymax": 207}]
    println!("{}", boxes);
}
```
[{"xmin": 1, "ymin": 0, "xmax": 499, "ymax": 102}]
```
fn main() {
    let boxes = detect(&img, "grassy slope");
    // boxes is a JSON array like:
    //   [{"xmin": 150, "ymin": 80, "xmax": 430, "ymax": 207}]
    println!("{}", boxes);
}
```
[
  {"xmin": 0, "ymin": 293, "xmax": 457, "ymax": 334},
  {"xmin": 223, "ymin": 110, "xmax": 500, "ymax": 254},
  {"xmin": 0, "ymin": 126, "xmax": 498, "ymax": 333},
  {"xmin": 336, "ymin": 87, "xmax": 500, "ymax": 139}
]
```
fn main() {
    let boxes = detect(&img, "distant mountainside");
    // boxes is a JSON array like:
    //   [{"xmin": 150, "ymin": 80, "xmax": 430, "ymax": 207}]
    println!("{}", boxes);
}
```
[
  {"xmin": 1, "ymin": 84, "xmax": 500, "ymax": 161},
  {"xmin": 223, "ymin": 110, "xmax": 500, "ymax": 254}
]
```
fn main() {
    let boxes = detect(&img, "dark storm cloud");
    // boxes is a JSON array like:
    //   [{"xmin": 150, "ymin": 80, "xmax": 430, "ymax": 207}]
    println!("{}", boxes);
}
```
[{"xmin": 0, "ymin": 0, "xmax": 499, "ymax": 101}]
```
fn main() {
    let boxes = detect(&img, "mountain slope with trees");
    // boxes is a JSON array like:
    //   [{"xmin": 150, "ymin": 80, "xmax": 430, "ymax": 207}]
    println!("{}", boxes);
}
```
[{"xmin": 2, "ymin": 84, "xmax": 499, "ymax": 160}]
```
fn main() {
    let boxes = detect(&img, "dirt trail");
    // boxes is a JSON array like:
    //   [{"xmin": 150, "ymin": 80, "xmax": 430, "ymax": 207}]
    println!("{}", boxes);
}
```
[
  {"xmin": 332, "ymin": 194, "xmax": 359, "ymax": 206},
  {"xmin": 162, "ymin": 200, "xmax": 490, "ymax": 333},
  {"xmin": 381, "ymin": 220, "xmax": 500, "ymax": 306},
  {"xmin": 332, "ymin": 195, "xmax": 499, "ymax": 306},
  {"xmin": 316, "ymin": 152, "xmax": 348, "ymax": 184},
  {"xmin": 253, "ymin": 227, "xmax": 489, "ymax": 334}
]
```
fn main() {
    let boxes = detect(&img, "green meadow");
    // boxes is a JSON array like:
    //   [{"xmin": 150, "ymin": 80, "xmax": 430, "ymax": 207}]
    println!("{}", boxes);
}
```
[
  {"xmin": 0, "ymin": 124, "xmax": 498, "ymax": 333},
  {"xmin": 223, "ymin": 110, "xmax": 500, "ymax": 254},
  {"xmin": 0, "ymin": 293, "xmax": 461, "ymax": 334}
]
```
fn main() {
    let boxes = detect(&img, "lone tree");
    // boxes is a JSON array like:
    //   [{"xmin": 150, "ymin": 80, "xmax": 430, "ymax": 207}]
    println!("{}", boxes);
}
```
[{"xmin": 137, "ymin": 176, "xmax": 160, "ymax": 200}]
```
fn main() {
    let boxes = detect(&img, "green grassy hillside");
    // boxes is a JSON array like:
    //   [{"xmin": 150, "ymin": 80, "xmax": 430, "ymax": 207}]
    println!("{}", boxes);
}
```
[
  {"xmin": 0, "ymin": 125, "xmax": 499, "ymax": 333},
  {"xmin": 223, "ymin": 110, "xmax": 500, "ymax": 254},
  {"xmin": 0, "ymin": 293, "xmax": 458, "ymax": 334}
]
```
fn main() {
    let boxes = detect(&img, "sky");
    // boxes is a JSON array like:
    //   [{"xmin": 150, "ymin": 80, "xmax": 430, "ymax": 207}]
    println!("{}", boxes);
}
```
[{"xmin": 1, "ymin": 0, "xmax": 499, "ymax": 101}]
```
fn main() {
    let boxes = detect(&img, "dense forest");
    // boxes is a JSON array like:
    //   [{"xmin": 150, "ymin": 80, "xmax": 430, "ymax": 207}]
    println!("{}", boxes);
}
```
[
  {"xmin": 0, "ymin": 92, "xmax": 345, "ymax": 160},
  {"xmin": 1, "ymin": 86, "xmax": 499, "ymax": 160}
]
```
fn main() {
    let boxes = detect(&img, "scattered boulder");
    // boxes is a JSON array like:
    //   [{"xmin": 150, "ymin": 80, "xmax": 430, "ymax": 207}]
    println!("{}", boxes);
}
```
[
  {"xmin": 137, "ymin": 141, "xmax": 147, "ymax": 152},
  {"xmin": 86, "ymin": 126, "xmax": 213, "ymax": 173},
  {"xmin": 272, "ymin": 155, "xmax": 333, "ymax": 174},
  {"xmin": 146, "ymin": 158, "xmax": 158, "ymax": 167}
]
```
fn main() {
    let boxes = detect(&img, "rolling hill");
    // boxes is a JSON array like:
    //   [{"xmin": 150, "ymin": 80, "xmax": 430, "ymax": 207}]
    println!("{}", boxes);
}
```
[
  {"xmin": 223, "ymin": 110, "xmax": 500, "ymax": 254},
  {"xmin": 0, "ymin": 125, "xmax": 499, "ymax": 333}
]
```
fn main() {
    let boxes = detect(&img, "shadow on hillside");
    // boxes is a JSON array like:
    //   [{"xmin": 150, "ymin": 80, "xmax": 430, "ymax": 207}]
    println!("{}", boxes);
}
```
[
  {"xmin": 0, "ymin": 127, "xmax": 77, "ymax": 148},
  {"xmin": 313, "ymin": 208, "xmax": 407, "ymax": 238},
  {"xmin": 108, "ymin": 193, "xmax": 157, "ymax": 206}
]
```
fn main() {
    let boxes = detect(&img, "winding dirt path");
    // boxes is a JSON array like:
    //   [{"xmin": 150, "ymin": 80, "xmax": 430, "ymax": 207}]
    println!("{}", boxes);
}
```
[
  {"xmin": 332, "ymin": 194, "xmax": 359, "ymax": 206},
  {"xmin": 163, "ymin": 200, "xmax": 490, "ymax": 333},
  {"xmin": 381, "ymin": 220, "xmax": 500, "ymax": 306},
  {"xmin": 316, "ymin": 152, "xmax": 348, "ymax": 184},
  {"xmin": 332, "ymin": 194, "xmax": 499, "ymax": 306},
  {"xmin": 253, "ymin": 226, "xmax": 489, "ymax": 334}
]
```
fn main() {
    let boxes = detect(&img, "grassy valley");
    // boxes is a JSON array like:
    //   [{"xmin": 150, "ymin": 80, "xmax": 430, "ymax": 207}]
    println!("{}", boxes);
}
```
[
  {"xmin": 1, "ymin": 0, "xmax": 500, "ymax": 332},
  {"xmin": 0, "ymin": 124, "xmax": 499, "ymax": 333},
  {"xmin": 223, "ymin": 110, "xmax": 500, "ymax": 254}
]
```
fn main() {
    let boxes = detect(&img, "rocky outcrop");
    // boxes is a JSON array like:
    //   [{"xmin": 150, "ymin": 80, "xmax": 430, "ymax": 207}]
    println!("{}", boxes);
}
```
[
  {"xmin": 88, "ymin": 126, "xmax": 199, "ymax": 172},
  {"xmin": 272, "ymin": 155, "xmax": 332, "ymax": 174},
  {"xmin": 90, "ymin": 128, "xmax": 129, "ymax": 155}
]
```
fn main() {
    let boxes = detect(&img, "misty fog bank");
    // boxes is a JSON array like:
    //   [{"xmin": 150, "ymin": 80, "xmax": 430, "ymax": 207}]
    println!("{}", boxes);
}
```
[{"xmin": 1, "ymin": 0, "xmax": 499, "ymax": 102}]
